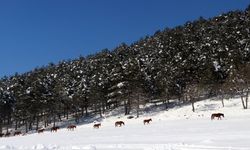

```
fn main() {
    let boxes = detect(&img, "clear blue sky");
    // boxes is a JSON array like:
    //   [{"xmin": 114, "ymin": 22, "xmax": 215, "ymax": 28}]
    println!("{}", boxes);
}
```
[{"xmin": 0, "ymin": 0, "xmax": 249, "ymax": 78}]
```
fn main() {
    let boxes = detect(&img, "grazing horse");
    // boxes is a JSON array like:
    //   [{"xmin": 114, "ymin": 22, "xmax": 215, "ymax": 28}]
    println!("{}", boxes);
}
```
[
  {"xmin": 211, "ymin": 113, "xmax": 224, "ymax": 120},
  {"xmin": 93, "ymin": 123, "xmax": 101, "ymax": 129},
  {"xmin": 67, "ymin": 125, "xmax": 77, "ymax": 131},
  {"xmin": 143, "ymin": 118, "xmax": 152, "ymax": 125},
  {"xmin": 115, "ymin": 121, "xmax": 125, "ymax": 127},
  {"xmin": 38, "ymin": 128, "xmax": 45, "ymax": 133},
  {"xmin": 14, "ymin": 131, "xmax": 22, "ymax": 136},
  {"xmin": 51, "ymin": 126, "xmax": 60, "ymax": 132}
]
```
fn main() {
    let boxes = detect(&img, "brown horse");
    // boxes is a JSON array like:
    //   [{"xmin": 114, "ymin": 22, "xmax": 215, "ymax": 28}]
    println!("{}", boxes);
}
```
[
  {"xmin": 38, "ymin": 128, "xmax": 45, "ymax": 133},
  {"xmin": 143, "ymin": 118, "xmax": 152, "ymax": 125},
  {"xmin": 51, "ymin": 126, "xmax": 60, "ymax": 132},
  {"xmin": 67, "ymin": 125, "xmax": 77, "ymax": 131},
  {"xmin": 93, "ymin": 123, "xmax": 101, "ymax": 129},
  {"xmin": 115, "ymin": 121, "xmax": 125, "ymax": 127},
  {"xmin": 14, "ymin": 131, "xmax": 22, "ymax": 136},
  {"xmin": 211, "ymin": 113, "xmax": 224, "ymax": 120}
]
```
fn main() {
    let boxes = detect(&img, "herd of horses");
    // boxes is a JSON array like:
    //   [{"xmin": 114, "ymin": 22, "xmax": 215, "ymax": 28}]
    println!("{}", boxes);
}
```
[{"xmin": 0, "ymin": 113, "xmax": 224, "ymax": 138}]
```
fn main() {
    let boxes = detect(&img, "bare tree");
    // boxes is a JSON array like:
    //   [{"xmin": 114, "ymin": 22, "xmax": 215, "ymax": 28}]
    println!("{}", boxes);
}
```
[
  {"xmin": 184, "ymin": 83, "xmax": 203, "ymax": 112},
  {"xmin": 215, "ymin": 83, "xmax": 231, "ymax": 107},
  {"xmin": 226, "ymin": 64, "xmax": 250, "ymax": 109}
]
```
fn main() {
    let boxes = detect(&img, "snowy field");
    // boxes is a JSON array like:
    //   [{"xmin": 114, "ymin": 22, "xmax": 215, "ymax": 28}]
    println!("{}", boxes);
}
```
[{"xmin": 1, "ymin": 97, "xmax": 250, "ymax": 150}]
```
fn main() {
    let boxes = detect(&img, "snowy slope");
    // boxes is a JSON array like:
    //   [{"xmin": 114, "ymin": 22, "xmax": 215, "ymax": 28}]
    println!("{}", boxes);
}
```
[{"xmin": 1, "ymin": 97, "xmax": 250, "ymax": 150}]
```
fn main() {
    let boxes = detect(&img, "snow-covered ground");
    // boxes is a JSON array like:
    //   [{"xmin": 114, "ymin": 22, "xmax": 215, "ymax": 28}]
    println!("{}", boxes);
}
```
[{"xmin": 1, "ymin": 97, "xmax": 250, "ymax": 150}]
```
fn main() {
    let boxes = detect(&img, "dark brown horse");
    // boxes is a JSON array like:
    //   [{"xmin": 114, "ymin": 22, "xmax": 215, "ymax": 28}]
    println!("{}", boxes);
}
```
[
  {"xmin": 67, "ymin": 125, "xmax": 77, "ymax": 131},
  {"xmin": 93, "ymin": 123, "xmax": 101, "ymax": 129},
  {"xmin": 0, "ymin": 133, "xmax": 4, "ymax": 137},
  {"xmin": 143, "ymin": 118, "xmax": 152, "ymax": 125},
  {"xmin": 115, "ymin": 121, "xmax": 125, "ymax": 127},
  {"xmin": 211, "ymin": 113, "xmax": 224, "ymax": 120},
  {"xmin": 14, "ymin": 131, "xmax": 22, "ymax": 136},
  {"xmin": 51, "ymin": 126, "xmax": 60, "ymax": 132},
  {"xmin": 37, "ymin": 128, "xmax": 45, "ymax": 133}
]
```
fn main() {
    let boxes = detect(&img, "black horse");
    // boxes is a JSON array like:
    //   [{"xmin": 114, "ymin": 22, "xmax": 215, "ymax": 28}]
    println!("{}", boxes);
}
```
[
  {"xmin": 211, "ymin": 113, "xmax": 224, "ymax": 120},
  {"xmin": 143, "ymin": 118, "xmax": 152, "ymax": 125}
]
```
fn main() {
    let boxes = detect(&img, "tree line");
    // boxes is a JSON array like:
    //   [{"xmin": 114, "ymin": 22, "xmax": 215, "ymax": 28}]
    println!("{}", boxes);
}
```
[{"xmin": 0, "ymin": 6, "xmax": 250, "ymax": 134}]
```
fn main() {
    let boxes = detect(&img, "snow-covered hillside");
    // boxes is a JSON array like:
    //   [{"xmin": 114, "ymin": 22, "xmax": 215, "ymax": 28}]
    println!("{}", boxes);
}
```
[{"xmin": 1, "ymin": 97, "xmax": 250, "ymax": 150}]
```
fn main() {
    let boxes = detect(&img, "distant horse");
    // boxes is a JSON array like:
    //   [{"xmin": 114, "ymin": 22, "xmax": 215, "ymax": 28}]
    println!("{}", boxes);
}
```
[
  {"xmin": 14, "ymin": 131, "xmax": 22, "ymax": 136},
  {"xmin": 143, "ymin": 118, "xmax": 152, "ymax": 125},
  {"xmin": 5, "ymin": 132, "xmax": 10, "ymax": 137},
  {"xmin": 93, "ymin": 123, "xmax": 101, "ymax": 129},
  {"xmin": 37, "ymin": 128, "xmax": 45, "ymax": 133},
  {"xmin": 115, "ymin": 121, "xmax": 125, "ymax": 127},
  {"xmin": 0, "ymin": 133, "xmax": 4, "ymax": 137},
  {"xmin": 67, "ymin": 125, "xmax": 77, "ymax": 131},
  {"xmin": 211, "ymin": 113, "xmax": 224, "ymax": 120},
  {"xmin": 51, "ymin": 126, "xmax": 60, "ymax": 132}
]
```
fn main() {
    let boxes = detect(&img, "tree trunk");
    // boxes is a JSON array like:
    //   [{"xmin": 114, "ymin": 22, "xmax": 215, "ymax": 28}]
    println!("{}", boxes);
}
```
[
  {"xmin": 6, "ymin": 126, "xmax": 9, "ymax": 134},
  {"xmin": 66, "ymin": 109, "xmax": 69, "ymax": 119},
  {"xmin": 75, "ymin": 112, "xmax": 79, "ymax": 123},
  {"xmin": 192, "ymin": 102, "xmax": 195, "ymax": 112},
  {"xmin": 0, "ymin": 119, "xmax": 2, "ymax": 134},
  {"xmin": 7, "ymin": 114, "xmax": 11, "ymax": 125},
  {"xmin": 44, "ymin": 120, "xmax": 47, "ymax": 128},
  {"xmin": 15, "ymin": 120, "xmax": 18, "ymax": 130},
  {"xmin": 102, "ymin": 102, "xmax": 105, "ymax": 114},
  {"xmin": 53, "ymin": 115, "xmax": 56, "ymax": 127},
  {"xmin": 124, "ymin": 99, "xmax": 128, "ymax": 115},
  {"xmin": 221, "ymin": 98, "xmax": 224, "ymax": 107},
  {"xmin": 246, "ymin": 91, "xmax": 248, "ymax": 109},
  {"xmin": 136, "ymin": 95, "xmax": 140, "ymax": 118},
  {"xmin": 241, "ymin": 95, "xmax": 246, "ymax": 109},
  {"xmin": 99, "ymin": 108, "xmax": 102, "ymax": 118},
  {"xmin": 44, "ymin": 115, "xmax": 47, "ymax": 127},
  {"xmin": 165, "ymin": 98, "xmax": 170, "ymax": 109},
  {"xmin": 191, "ymin": 97, "xmax": 195, "ymax": 112},
  {"xmin": 36, "ymin": 115, "xmax": 39, "ymax": 130},
  {"xmin": 29, "ymin": 121, "xmax": 32, "ymax": 130},
  {"xmin": 85, "ymin": 106, "xmax": 88, "ymax": 116},
  {"xmin": 58, "ymin": 113, "xmax": 61, "ymax": 121},
  {"xmin": 128, "ymin": 99, "xmax": 131, "ymax": 114},
  {"xmin": 25, "ymin": 120, "xmax": 28, "ymax": 133},
  {"xmin": 81, "ymin": 107, "xmax": 84, "ymax": 117}
]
